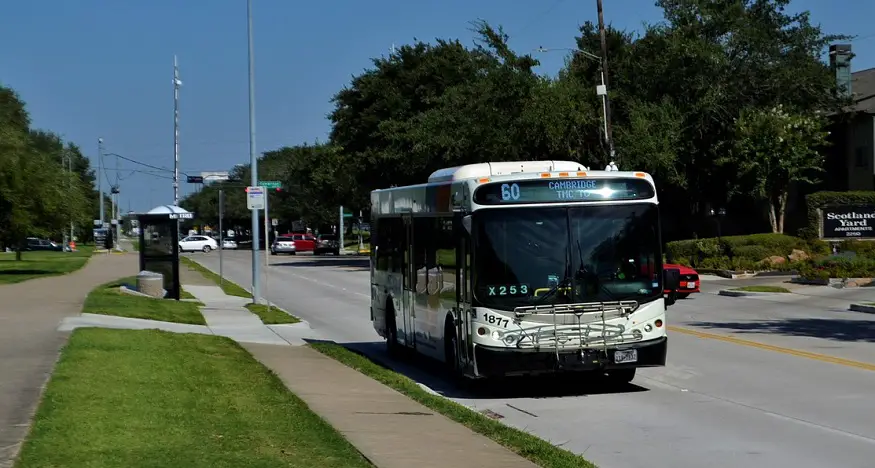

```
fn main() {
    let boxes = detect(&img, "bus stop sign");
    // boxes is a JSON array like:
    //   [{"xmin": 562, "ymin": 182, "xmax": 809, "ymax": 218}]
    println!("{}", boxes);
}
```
[{"xmin": 246, "ymin": 186, "xmax": 265, "ymax": 210}]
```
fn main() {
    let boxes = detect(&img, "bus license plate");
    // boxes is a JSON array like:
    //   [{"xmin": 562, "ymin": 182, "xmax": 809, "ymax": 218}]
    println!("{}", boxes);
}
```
[{"xmin": 614, "ymin": 349, "xmax": 638, "ymax": 363}]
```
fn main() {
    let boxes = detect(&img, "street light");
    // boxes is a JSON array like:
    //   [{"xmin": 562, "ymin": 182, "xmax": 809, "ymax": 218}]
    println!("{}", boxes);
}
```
[
  {"xmin": 708, "ymin": 207, "xmax": 727, "ymax": 241},
  {"xmin": 535, "ymin": 46, "xmax": 613, "ymax": 164},
  {"xmin": 246, "ymin": 0, "xmax": 261, "ymax": 304}
]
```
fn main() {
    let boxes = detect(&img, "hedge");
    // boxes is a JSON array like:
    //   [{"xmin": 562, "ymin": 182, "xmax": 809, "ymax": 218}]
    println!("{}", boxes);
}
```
[
  {"xmin": 665, "ymin": 233, "xmax": 823, "ymax": 270},
  {"xmin": 796, "ymin": 257, "xmax": 875, "ymax": 280},
  {"xmin": 802, "ymin": 191, "xmax": 875, "ymax": 239}
]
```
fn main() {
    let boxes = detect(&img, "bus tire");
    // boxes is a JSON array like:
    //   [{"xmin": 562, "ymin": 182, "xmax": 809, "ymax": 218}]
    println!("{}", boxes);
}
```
[
  {"xmin": 385, "ymin": 302, "xmax": 400, "ymax": 356},
  {"xmin": 606, "ymin": 368, "xmax": 636, "ymax": 383},
  {"xmin": 444, "ymin": 318, "xmax": 458, "ymax": 374}
]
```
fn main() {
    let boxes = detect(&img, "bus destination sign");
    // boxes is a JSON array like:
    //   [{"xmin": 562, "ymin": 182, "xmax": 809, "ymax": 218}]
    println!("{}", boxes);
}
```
[{"xmin": 473, "ymin": 177, "xmax": 655, "ymax": 205}]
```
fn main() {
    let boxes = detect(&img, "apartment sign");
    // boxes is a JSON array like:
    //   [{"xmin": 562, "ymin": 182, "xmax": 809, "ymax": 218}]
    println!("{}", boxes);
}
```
[{"xmin": 822, "ymin": 205, "xmax": 875, "ymax": 239}]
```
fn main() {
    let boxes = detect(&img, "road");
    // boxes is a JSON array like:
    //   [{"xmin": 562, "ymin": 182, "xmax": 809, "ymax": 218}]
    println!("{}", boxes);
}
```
[{"xmin": 190, "ymin": 250, "xmax": 875, "ymax": 468}]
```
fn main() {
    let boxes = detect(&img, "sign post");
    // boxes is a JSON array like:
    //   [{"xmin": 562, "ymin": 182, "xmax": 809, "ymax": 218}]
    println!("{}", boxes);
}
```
[
  {"xmin": 257, "ymin": 181, "xmax": 281, "ymax": 313},
  {"xmin": 218, "ymin": 188, "xmax": 224, "ymax": 289}
]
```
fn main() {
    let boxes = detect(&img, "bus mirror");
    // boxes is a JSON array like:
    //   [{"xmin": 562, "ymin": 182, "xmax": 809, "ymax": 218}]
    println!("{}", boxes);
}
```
[
  {"xmin": 663, "ymin": 267, "xmax": 680, "ymax": 307},
  {"xmin": 462, "ymin": 215, "xmax": 472, "ymax": 234}
]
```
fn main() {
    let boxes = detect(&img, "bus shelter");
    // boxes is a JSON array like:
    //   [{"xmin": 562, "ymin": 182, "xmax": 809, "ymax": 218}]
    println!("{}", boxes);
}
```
[{"xmin": 136, "ymin": 205, "xmax": 194, "ymax": 300}]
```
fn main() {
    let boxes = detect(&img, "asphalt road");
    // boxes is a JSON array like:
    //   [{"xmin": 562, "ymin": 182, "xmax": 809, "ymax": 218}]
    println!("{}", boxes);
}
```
[{"xmin": 190, "ymin": 250, "xmax": 875, "ymax": 468}]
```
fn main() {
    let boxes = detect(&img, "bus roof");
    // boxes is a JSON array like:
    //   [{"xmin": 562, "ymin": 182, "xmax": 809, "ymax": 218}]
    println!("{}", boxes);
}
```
[{"xmin": 426, "ymin": 160, "xmax": 590, "ymax": 183}]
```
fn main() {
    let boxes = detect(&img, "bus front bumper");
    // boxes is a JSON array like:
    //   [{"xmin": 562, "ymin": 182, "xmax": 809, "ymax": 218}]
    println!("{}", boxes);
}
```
[{"xmin": 473, "ymin": 336, "xmax": 667, "ymax": 378}]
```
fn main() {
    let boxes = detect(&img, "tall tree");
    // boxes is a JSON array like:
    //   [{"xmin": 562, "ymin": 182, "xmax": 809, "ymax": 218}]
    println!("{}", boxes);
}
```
[{"xmin": 727, "ymin": 105, "xmax": 830, "ymax": 233}]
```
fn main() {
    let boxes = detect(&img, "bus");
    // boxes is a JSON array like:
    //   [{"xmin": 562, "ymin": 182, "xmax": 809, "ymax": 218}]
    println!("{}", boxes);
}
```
[{"xmin": 369, "ymin": 160, "xmax": 681, "ymax": 383}]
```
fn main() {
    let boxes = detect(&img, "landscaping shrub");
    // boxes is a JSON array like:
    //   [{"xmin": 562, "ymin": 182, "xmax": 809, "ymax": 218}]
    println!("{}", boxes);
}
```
[
  {"xmin": 796, "ymin": 256, "xmax": 875, "ymax": 279},
  {"xmin": 665, "ymin": 233, "xmax": 809, "ymax": 270},
  {"xmin": 838, "ymin": 240, "xmax": 875, "ymax": 259}
]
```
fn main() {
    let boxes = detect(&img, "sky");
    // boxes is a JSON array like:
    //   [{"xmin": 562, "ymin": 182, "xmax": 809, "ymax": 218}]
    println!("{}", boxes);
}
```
[{"xmin": 2, "ymin": 0, "xmax": 875, "ymax": 214}]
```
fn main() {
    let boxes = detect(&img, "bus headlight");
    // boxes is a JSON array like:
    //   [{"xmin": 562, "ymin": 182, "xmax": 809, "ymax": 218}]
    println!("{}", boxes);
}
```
[
  {"xmin": 644, "ymin": 324, "xmax": 653, "ymax": 333},
  {"xmin": 503, "ymin": 334, "xmax": 517, "ymax": 345},
  {"xmin": 491, "ymin": 330, "xmax": 503, "ymax": 341}
]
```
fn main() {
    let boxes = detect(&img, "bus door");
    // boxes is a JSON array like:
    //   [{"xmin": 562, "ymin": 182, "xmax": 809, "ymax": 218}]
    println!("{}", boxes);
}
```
[
  {"xmin": 454, "ymin": 213, "xmax": 471, "ymax": 365},
  {"xmin": 401, "ymin": 213, "xmax": 416, "ymax": 348}
]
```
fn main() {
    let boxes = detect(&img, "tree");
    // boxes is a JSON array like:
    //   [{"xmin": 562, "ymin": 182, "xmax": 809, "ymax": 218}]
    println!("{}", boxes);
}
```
[
  {"xmin": 728, "ymin": 105, "xmax": 830, "ymax": 233},
  {"xmin": 0, "ymin": 86, "xmax": 100, "ymax": 252}
]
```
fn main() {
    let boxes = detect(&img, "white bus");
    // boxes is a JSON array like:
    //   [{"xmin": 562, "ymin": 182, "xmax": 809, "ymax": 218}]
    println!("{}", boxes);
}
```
[{"xmin": 369, "ymin": 160, "xmax": 682, "ymax": 382}]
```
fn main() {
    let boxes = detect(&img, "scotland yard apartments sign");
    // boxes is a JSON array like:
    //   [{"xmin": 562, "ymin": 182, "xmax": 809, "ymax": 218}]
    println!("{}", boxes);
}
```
[{"xmin": 822, "ymin": 205, "xmax": 875, "ymax": 239}]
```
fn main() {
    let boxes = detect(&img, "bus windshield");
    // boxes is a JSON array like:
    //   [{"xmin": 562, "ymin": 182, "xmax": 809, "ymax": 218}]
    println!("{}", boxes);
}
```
[{"xmin": 473, "ymin": 204, "xmax": 661, "ymax": 310}]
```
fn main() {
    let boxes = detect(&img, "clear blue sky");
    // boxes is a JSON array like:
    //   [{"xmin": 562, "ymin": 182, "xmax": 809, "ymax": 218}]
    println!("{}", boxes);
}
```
[{"xmin": 2, "ymin": 0, "xmax": 874, "ymax": 213}]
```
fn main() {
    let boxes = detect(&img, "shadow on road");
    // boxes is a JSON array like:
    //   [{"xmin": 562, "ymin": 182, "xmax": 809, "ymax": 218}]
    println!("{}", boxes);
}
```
[
  {"xmin": 272, "ymin": 257, "xmax": 370, "ymax": 271},
  {"xmin": 687, "ymin": 318, "xmax": 875, "ymax": 342},
  {"xmin": 310, "ymin": 339, "xmax": 649, "ymax": 400}
]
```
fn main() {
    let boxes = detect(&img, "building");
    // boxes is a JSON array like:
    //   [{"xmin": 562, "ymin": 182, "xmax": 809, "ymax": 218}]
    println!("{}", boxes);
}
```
[{"xmin": 825, "ymin": 44, "xmax": 875, "ymax": 191}]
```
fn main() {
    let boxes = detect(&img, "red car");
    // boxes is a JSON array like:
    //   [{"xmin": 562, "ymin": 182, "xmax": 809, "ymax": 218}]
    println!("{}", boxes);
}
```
[
  {"xmin": 283, "ymin": 232, "xmax": 317, "ymax": 253},
  {"xmin": 664, "ymin": 263, "xmax": 699, "ymax": 298}
]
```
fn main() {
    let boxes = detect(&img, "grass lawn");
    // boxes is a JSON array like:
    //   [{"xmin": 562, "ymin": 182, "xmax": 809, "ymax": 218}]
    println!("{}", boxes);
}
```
[
  {"xmin": 310, "ymin": 343, "xmax": 597, "ymax": 468},
  {"xmin": 15, "ymin": 329, "xmax": 372, "ymax": 468},
  {"xmin": 245, "ymin": 303, "xmax": 300, "ymax": 324},
  {"xmin": 180, "ymin": 256, "xmax": 250, "ymax": 298},
  {"xmin": 0, "ymin": 247, "xmax": 94, "ymax": 285},
  {"xmin": 731, "ymin": 285, "xmax": 791, "ymax": 293},
  {"xmin": 85, "ymin": 277, "xmax": 206, "ymax": 325}
]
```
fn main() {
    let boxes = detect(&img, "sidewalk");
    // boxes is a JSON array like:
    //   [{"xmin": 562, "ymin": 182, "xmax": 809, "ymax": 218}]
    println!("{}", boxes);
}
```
[
  {"xmin": 0, "ymin": 252, "xmax": 137, "ymax": 468},
  {"xmin": 246, "ymin": 344, "xmax": 539, "ymax": 468}
]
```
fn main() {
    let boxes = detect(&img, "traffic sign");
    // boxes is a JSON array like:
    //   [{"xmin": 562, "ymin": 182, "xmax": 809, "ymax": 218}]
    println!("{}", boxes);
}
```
[
  {"xmin": 186, "ymin": 175, "xmax": 204, "ymax": 184},
  {"xmin": 247, "ymin": 186, "xmax": 265, "ymax": 210},
  {"xmin": 343, "ymin": 212, "xmax": 353, "ymax": 218},
  {"xmin": 259, "ymin": 180, "xmax": 282, "ymax": 189},
  {"xmin": 271, "ymin": 218, "xmax": 278, "ymax": 226}
]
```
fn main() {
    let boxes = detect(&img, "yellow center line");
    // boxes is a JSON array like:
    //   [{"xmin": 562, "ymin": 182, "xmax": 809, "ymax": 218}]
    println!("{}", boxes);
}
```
[{"xmin": 668, "ymin": 325, "xmax": 875, "ymax": 372}]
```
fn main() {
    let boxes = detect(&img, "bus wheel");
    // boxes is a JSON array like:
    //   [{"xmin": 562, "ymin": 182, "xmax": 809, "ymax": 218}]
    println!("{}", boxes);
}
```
[
  {"xmin": 444, "ymin": 319, "xmax": 458, "ymax": 374},
  {"xmin": 606, "ymin": 368, "xmax": 636, "ymax": 383},
  {"xmin": 385, "ymin": 304, "xmax": 400, "ymax": 356}
]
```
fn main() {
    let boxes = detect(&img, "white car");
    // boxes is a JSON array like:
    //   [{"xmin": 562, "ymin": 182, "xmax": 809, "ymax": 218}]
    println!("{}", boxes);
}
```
[
  {"xmin": 179, "ymin": 235, "xmax": 218, "ymax": 253},
  {"xmin": 222, "ymin": 239, "xmax": 238, "ymax": 249}
]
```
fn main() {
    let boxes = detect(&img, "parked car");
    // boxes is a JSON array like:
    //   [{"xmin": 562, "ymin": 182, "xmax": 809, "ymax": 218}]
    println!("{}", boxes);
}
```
[
  {"xmin": 221, "ymin": 239, "xmax": 238, "ymax": 250},
  {"xmin": 179, "ymin": 235, "xmax": 218, "ymax": 253},
  {"xmin": 25, "ymin": 237, "xmax": 63, "ymax": 251},
  {"xmin": 314, "ymin": 234, "xmax": 341, "ymax": 256},
  {"xmin": 271, "ymin": 236, "xmax": 297, "ymax": 255},
  {"xmin": 282, "ymin": 232, "xmax": 318, "ymax": 253},
  {"xmin": 664, "ymin": 263, "xmax": 700, "ymax": 298}
]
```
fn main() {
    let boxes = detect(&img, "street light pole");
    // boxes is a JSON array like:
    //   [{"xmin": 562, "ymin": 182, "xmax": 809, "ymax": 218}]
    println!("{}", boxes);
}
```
[
  {"xmin": 97, "ymin": 138, "xmax": 104, "ymax": 226},
  {"xmin": 535, "ymin": 46, "xmax": 610, "ymax": 161},
  {"xmin": 247, "ymin": 0, "xmax": 261, "ymax": 303}
]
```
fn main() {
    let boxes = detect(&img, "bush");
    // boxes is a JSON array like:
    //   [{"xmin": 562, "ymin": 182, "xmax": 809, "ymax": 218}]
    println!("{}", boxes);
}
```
[
  {"xmin": 838, "ymin": 240, "xmax": 875, "ymax": 259},
  {"xmin": 797, "ymin": 256, "xmax": 875, "ymax": 279},
  {"xmin": 803, "ymin": 191, "xmax": 875, "ymax": 239},
  {"xmin": 665, "ymin": 233, "xmax": 809, "ymax": 270}
]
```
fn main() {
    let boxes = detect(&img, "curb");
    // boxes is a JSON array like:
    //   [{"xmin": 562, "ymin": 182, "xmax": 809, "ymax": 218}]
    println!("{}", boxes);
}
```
[
  {"xmin": 718, "ymin": 289, "xmax": 789, "ymax": 297},
  {"xmin": 849, "ymin": 303, "xmax": 875, "ymax": 315}
]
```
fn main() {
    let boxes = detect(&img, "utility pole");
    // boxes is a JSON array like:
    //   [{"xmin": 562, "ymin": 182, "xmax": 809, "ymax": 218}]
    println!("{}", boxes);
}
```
[
  {"xmin": 114, "ymin": 152, "xmax": 121, "ymax": 250},
  {"xmin": 247, "ymin": 0, "xmax": 262, "ymax": 303},
  {"xmin": 68, "ymin": 148, "xmax": 74, "ymax": 248},
  {"xmin": 173, "ymin": 55, "xmax": 181, "ymax": 206},
  {"xmin": 596, "ymin": 0, "xmax": 616, "ymax": 162},
  {"xmin": 97, "ymin": 138, "xmax": 104, "ymax": 226}
]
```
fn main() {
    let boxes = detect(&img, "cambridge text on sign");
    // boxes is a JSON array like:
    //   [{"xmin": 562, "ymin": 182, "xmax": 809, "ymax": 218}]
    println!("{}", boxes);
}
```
[{"xmin": 822, "ymin": 205, "xmax": 875, "ymax": 239}]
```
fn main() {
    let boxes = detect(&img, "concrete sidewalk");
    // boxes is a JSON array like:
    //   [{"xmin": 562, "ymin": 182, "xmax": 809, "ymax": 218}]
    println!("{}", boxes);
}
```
[
  {"xmin": 0, "ymin": 252, "xmax": 137, "ymax": 468},
  {"xmin": 247, "ymin": 344, "xmax": 539, "ymax": 468}
]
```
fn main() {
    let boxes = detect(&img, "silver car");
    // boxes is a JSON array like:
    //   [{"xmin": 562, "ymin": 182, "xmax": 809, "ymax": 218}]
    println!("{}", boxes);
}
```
[{"xmin": 271, "ymin": 236, "xmax": 297, "ymax": 255}]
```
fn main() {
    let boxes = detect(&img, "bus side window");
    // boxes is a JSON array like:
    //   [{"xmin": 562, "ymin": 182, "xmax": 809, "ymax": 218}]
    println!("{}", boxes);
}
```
[
  {"xmin": 434, "ymin": 217, "xmax": 455, "ymax": 297},
  {"xmin": 413, "ymin": 217, "xmax": 432, "ymax": 293}
]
